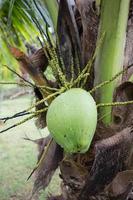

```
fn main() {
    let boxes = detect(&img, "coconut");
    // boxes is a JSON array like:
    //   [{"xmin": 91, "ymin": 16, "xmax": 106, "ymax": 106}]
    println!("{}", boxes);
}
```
[{"xmin": 46, "ymin": 88, "xmax": 97, "ymax": 153}]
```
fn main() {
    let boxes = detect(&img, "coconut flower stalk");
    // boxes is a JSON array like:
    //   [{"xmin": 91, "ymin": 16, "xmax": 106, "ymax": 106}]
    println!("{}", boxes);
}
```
[{"xmin": 95, "ymin": 0, "xmax": 130, "ymax": 124}]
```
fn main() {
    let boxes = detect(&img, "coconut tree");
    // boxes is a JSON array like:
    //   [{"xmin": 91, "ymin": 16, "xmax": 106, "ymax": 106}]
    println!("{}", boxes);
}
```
[{"xmin": 0, "ymin": 0, "xmax": 133, "ymax": 200}]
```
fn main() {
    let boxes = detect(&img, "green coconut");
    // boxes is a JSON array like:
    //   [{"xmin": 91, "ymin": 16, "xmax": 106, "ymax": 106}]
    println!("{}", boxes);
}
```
[{"xmin": 46, "ymin": 88, "xmax": 97, "ymax": 153}]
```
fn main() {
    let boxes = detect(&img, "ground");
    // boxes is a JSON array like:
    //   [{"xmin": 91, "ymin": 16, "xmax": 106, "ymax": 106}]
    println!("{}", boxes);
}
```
[{"xmin": 0, "ymin": 88, "xmax": 60, "ymax": 200}]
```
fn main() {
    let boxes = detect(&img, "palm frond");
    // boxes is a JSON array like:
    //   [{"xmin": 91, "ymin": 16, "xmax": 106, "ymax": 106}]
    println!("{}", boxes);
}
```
[{"xmin": 0, "ymin": 0, "xmax": 53, "ymax": 79}]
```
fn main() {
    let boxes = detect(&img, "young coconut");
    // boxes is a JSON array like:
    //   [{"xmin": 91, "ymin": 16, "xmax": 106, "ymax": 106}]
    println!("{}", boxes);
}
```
[{"xmin": 46, "ymin": 88, "xmax": 97, "ymax": 153}]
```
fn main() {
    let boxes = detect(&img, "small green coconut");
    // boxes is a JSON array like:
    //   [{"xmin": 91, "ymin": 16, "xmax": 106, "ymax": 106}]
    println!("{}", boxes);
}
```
[{"xmin": 46, "ymin": 88, "xmax": 97, "ymax": 153}]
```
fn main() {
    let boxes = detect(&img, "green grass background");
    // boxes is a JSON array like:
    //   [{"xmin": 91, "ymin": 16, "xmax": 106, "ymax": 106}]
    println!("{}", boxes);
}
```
[{"xmin": 0, "ymin": 91, "xmax": 60, "ymax": 200}]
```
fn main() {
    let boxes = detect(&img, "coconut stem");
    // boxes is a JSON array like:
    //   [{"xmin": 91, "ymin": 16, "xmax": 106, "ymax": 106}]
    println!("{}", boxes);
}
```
[
  {"xmin": 97, "ymin": 100, "xmax": 133, "ymax": 108},
  {"xmin": 90, "ymin": 63, "xmax": 133, "ymax": 94},
  {"xmin": 3, "ymin": 65, "xmax": 35, "ymax": 87},
  {"xmin": 0, "ymin": 115, "xmax": 36, "ymax": 134},
  {"xmin": 0, "ymin": 108, "xmax": 48, "ymax": 134},
  {"xmin": 0, "ymin": 81, "xmax": 32, "ymax": 87}
]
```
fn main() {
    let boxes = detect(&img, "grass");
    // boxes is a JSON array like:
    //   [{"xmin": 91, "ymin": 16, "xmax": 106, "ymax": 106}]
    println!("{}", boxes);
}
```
[{"xmin": 0, "ymin": 90, "xmax": 60, "ymax": 200}]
